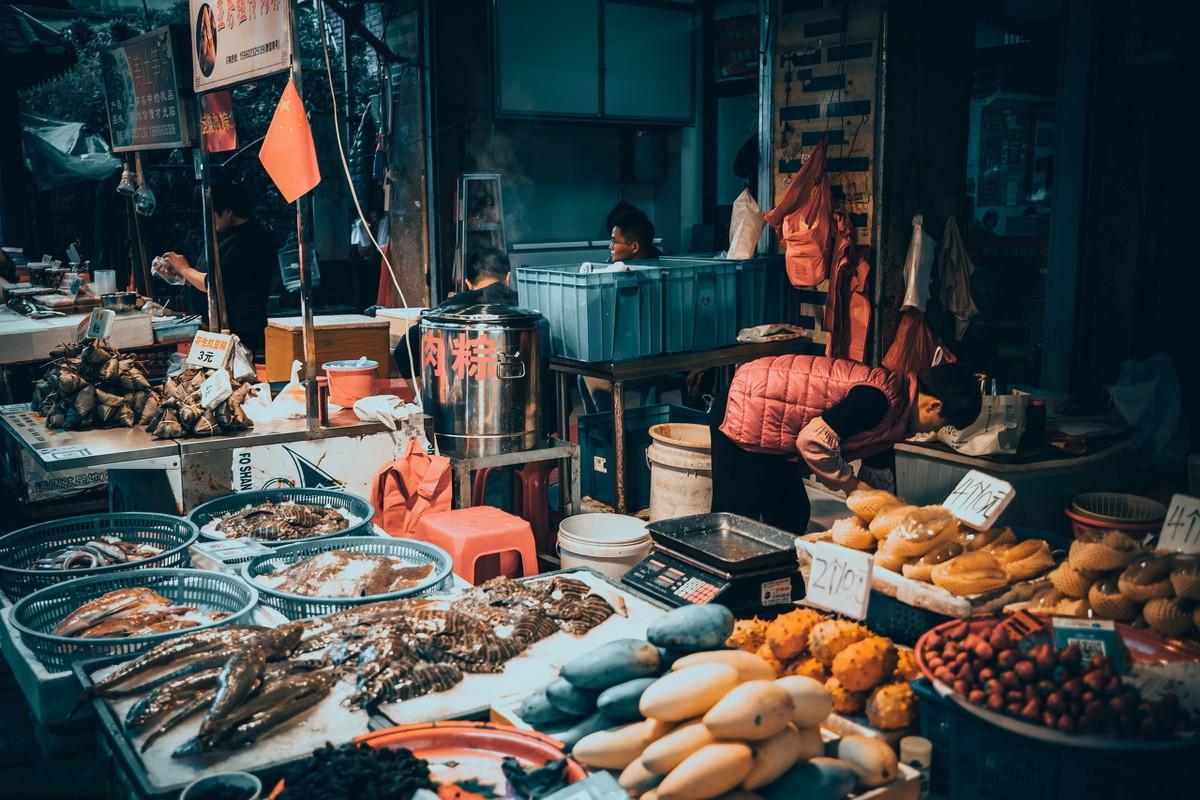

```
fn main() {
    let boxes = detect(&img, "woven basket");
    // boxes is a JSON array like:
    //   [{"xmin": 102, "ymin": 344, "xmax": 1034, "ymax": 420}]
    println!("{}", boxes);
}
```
[
  {"xmin": 1071, "ymin": 493, "xmax": 1167, "ymax": 524},
  {"xmin": 10, "ymin": 568, "xmax": 258, "ymax": 672},
  {"xmin": 241, "ymin": 536, "xmax": 453, "ymax": 620},
  {"xmin": 0, "ymin": 513, "xmax": 198, "ymax": 600},
  {"xmin": 188, "ymin": 488, "xmax": 374, "ymax": 547}
]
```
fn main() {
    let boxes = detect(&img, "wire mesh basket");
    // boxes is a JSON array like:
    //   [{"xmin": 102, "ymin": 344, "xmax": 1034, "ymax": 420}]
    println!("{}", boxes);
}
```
[
  {"xmin": 241, "ymin": 536, "xmax": 453, "ymax": 620},
  {"xmin": 0, "ymin": 513, "xmax": 199, "ymax": 600},
  {"xmin": 1070, "ymin": 492, "xmax": 1167, "ymax": 524},
  {"xmin": 188, "ymin": 488, "xmax": 375, "ymax": 547},
  {"xmin": 10, "ymin": 568, "xmax": 259, "ymax": 672}
]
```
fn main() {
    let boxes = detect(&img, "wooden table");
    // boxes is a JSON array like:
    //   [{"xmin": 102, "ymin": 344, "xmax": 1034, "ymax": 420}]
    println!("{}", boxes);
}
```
[
  {"xmin": 549, "ymin": 337, "xmax": 820, "ymax": 513},
  {"xmin": 264, "ymin": 314, "xmax": 391, "ymax": 381}
]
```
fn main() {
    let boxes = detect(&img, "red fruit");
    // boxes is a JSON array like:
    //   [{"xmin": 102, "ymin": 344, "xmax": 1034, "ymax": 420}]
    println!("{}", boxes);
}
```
[
  {"xmin": 946, "ymin": 621, "xmax": 968, "ymax": 641},
  {"xmin": 984, "ymin": 679, "xmax": 1002, "ymax": 696},
  {"xmin": 1082, "ymin": 670, "xmax": 1107, "ymax": 692},
  {"xmin": 954, "ymin": 651, "xmax": 970, "ymax": 667},
  {"xmin": 926, "ymin": 633, "xmax": 944, "ymax": 651},
  {"xmin": 1020, "ymin": 699, "xmax": 1041, "ymax": 720},
  {"xmin": 943, "ymin": 642, "xmax": 958, "ymax": 659},
  {"xmin": 978, "ymin": 667, "xmax": 995, "ymax": 682},
  {"xmin": 1042, "ymin": 711, "xmax": 1058, "ymax": 728},
  {"xmin": 1045, "ymin": 692, "xmax": 1065, "ymax": 713},
  {"xmin": 973, "ymin": 641, "xmax": 995, "ymax": 661},
  {"xmin": 1057, "ymin": 714, "xmax": 1076, "ymax": 734},
  {"xmin": 1105, "ymin": 676, "xmax": 1123, "ymax": 695},
  {"xmin": 1014, "ymin": 661, "xmax": 1036, "ymax": 683},
  {"xmin": 1141, "ymin": 715, "xmax": 1167, "ymax": 738},
  {"xmin": 935, "ymin": 667, "xmax": 955, "ymax": 684},
  {"xmin": 1110, "ymin": 693, "xmax": 1136, "ymax": 715},
  {"xmin": 1006, "ymin": 702, "xmax": 1024, "ymax": 716},
  {"xmin": 1035, "ymin": 649, "xmax": 1057, "ymax": 677},
  {"xmin": 1036, "ymin": 679, "xmax": 1056, "ymax": 697},
  {"xmin": 989, "ymin": 625, "xmax": 1013, "ymax": 649},
  {"xmin": 1000, "ymin": 670, "xmax": 1021, "ymax": 690},
  {"xmin": 964, "ymin": 633, "xmax": 982, "ymax": 650},
  {"xmin": 968, "ymin": 689, "xmax": 986, "ymax": 705},
  {"xmin": 1024, "ymin": 685, "xmax": 1038, "ymax": 702},
  {"xmin": 953, "ymin": 679, "xmax": 969, "ymax": 696},
  {"xmin": 958, "ymin": 664, "xmax": 976, "ymax": 683},
  {"xmin": 927, "ymin": 656, "xmax": 944, "ymax": 670},
  {"xmin": 1063, "ymin": 678, "xmax": 1084, "ymax": 700},
  {"xmin": 1006, "ymin": 690, "xmax": 1024, "ymax": 704},
  {"xmin": 997, "ymin": 649, "xmax": 1020, "ymax": 669},
  {"xmin": 1082, "ymin": 691, "xmax": 1096, "ymax": 704},
  {"xmin": 988, "ymin": 692, "xmax": 1006, "ymax": 711},
  {"xmin": 1090, "ymin": 655, "xmax": 1108, "ymax": 671},
  {"xmin": 1060, "ymin": 643, "xmax": 1082, "ymax": 668},
  {"xmin": 1085, "ymin": 700, "xmax": 1109, "ymax": 722}
]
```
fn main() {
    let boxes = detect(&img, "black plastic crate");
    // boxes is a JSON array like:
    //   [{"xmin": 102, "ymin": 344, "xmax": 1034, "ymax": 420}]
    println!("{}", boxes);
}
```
[{"xmin": 865, "ymin": 591, "xmax": 951, "ymax": 647}]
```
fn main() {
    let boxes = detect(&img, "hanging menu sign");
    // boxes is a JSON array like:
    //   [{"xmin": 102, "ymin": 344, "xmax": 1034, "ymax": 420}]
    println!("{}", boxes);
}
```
[
  {"xmin": 189, "ymin": 0, "xmax": 292, "ymax": 93},
  {"xmin": 102, "ymin": 26, "xmax": 193, "ymax": 152}
]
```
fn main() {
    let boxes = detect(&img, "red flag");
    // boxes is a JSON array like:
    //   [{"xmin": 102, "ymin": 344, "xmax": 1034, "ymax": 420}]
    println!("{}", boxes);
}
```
[{"xmin": 258, "ymin": 77, "xmax": 320, "ymax": 203}]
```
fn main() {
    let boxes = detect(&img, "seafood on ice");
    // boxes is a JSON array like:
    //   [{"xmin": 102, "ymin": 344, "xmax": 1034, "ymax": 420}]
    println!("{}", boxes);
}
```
[
  {"xmin": 31, "ymin": 536, "xmax": 163, "ymax": 571},
  {"xmin": 85, "ymin": 576, "xmax": 616, "ymax": 757},
  {"xmin": 52, "ymin": 587, "xmax": 229, "ymax": 638},
  {"xmin": 203, "ymin": 501, "xmax": 356, "ymax": 542},
  {"xmin": 257, "ymin": 550, "xmax": 436, "ymax": 598}
]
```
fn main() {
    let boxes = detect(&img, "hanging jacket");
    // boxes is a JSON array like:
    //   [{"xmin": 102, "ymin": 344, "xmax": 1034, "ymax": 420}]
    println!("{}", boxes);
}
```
[
  {"xmin": 370, "ymin": 438, "xmax": 452, "ymax": 537},
  {"xmin": 937, "ymin": 216, "xmax": 978, "ymax": 340},
  {"xmin": 882, "ymin": 309, "xmax": 956, "ymax": 375},
  {"xmin": 719, "ymin": 355, "xmax": 917, "ymax": 460},
  {"xmin": 823, "ymin": 211, "xmax": 872, "ymax": 362},
  {"xmin": 764, "ymin": 138, "xmax": 832, "ymax": 288}
]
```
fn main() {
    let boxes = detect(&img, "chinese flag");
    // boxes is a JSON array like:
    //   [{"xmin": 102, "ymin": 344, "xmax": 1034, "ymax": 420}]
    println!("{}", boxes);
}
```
[{"xmin": 258, "ymin": 77, "xmax": 320, "ymax": 203}]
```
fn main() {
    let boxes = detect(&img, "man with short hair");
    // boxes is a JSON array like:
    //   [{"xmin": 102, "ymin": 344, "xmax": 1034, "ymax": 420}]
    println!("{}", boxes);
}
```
[
  {"xmin": 608, "ymin": 208, "xmax": 660, "ymax": 263},
  {"xmin": 159, "ymin": 180, "xmax": 278, "ymax": 354}
]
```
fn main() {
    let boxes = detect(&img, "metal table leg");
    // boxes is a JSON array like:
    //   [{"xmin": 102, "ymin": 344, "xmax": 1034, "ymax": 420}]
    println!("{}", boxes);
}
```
[
  {"xmin": 568, "ymin": 444, "xmax": 581, "ymax": 516},
  {"xmin": 453, "ymin": 460, "xmax": 473, "ymax": 509},
  {"xmin": 612, "ymin": 380, "xmax": 626, "ymax": 514}
]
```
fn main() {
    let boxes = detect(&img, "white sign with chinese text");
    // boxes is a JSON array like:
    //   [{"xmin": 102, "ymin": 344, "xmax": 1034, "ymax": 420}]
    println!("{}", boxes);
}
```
[
  {"xmin": 199, "ymin": 368, "xmax": 233, "ymax": 409},
  {"xmin": 86, "ymin": 309, "xmax": 115, "ymax": 340},
  {"xmin": 189, "ymin": 0, "xmax": 291, "ymax": 93},
  {"xmin": 943, "ymin": 469, "xmax": 1015, "ymax": 530},
  {"xmin": 186, "ymin": 331, "xmax": 234, "ymax": 370},
  {"xmin": 805, "ymin": 540, "xmax": 873, "ymax": 620},
  {"xmin": 1159, "ymin": 494, "xmax": 1200, "ymax": 554}
]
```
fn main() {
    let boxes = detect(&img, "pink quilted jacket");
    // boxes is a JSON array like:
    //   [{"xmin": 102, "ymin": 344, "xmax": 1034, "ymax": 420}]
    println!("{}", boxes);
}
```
[{"xmin": 720, "ymin": 355, "xmax": 916, "ymax": 459}]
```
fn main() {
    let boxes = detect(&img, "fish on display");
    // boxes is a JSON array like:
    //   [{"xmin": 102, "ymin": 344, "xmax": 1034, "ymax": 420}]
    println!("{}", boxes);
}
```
[
  {"xmin": 31, "ymin": 536, "xmax": 164, "ymax": 571},
  {"xmin": 206, "ymin": 501, "xmax": 354, "ymax": 542},
  {"xmin": 257, "ymin": 550, "xmax": 435, "ymax": 598},
  {"xmin": 52, "ymin": 587, "xmax": 229, "ymax": 639}
]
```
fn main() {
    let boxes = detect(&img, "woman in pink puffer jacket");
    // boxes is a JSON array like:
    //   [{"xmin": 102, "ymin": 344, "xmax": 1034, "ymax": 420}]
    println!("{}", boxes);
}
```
[{"xmin": 710, "ymin": 356, "xmax": 981, "ymax": 533}]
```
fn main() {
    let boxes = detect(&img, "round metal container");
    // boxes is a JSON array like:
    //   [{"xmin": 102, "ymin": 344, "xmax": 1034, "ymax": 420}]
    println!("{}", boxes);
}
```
[{"xmin": 420, "ymin": 302, "xmax": 542, "ymax": 457}]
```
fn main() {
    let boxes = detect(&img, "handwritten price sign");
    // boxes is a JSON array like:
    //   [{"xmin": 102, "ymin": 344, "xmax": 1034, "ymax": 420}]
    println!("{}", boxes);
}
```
[
  {"xmin": 943, "ymin": 469, "xmax": 1015, "ymax": 530},
  {"xmin": 805, "ymin": 540, "xmax": 872, "ymax": 619},
  {"xmin": 1159, "ymin": 494, "xmax": 1200, "ymax": 554},
  {"xmin": 186, "ymin": 331, "xmax": 234, "ymax": 370}
]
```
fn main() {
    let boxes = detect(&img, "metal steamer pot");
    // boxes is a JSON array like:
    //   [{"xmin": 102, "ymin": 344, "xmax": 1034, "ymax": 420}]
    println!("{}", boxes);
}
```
[{"xmin": 419, "ymin": 303, "xmax": 542, "ymax": 457}]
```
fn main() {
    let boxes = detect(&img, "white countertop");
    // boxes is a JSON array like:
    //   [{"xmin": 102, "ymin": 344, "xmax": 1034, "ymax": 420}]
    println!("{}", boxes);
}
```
[
  {"xmin": 267, "ymin": 314, "xmax": 389, "ymax": 332},
  {"xmin": 0, "ymin": 307, "xmax": 155, "ymax": 364}
]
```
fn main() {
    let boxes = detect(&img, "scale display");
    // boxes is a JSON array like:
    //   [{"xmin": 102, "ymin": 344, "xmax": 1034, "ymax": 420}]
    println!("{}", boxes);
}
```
[{"xmin": 623, "ymin": 552, "xmax": 730, "ymax": 606}]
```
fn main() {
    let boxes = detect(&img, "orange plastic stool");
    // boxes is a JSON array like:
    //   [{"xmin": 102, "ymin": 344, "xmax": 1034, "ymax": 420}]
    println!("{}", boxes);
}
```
[
  {"xmin": 413, "ymin": 506, "xmax": 538, "ymax": 583},
  {"xmin": 513, "ymin": 461, "xmax": 556, "ymax": 554}
]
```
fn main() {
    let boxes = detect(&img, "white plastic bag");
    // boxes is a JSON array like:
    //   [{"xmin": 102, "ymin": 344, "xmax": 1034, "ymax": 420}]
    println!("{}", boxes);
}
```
[
  {"xmin": 937, "ymin": 393, "xmax": 1027, "ymax": 456},
  {"xmin": 736, "ymin": 323, "xmax": 809, "ymax": 343},
  {"xmin": 901, "ymin": 214, "xmax": 936, "ymax": 311},
  {"xmin": 267, "ymin": 360, "xmax": 307, "ymax": 420},
  {"xmin": 240, "ymin": 382, "xmax": 274, "ymax": 424},
  {"xmin": 727, "ymin": 188, "xmax": 764, "ymax": 260}
]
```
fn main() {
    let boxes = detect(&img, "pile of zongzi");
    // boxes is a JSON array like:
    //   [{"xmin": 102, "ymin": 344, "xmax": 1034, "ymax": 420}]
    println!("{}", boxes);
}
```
[{"xmin": 33, "ymin": 339, "xmax": 151, "ymax": 430}]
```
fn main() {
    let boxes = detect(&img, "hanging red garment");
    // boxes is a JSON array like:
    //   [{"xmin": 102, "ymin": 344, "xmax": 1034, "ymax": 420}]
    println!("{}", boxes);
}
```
[
  {"xmin": 375, "ymin": 242, "xmax": 397, "ymax": 307},
  {"xmin": 764, "ymin": 138, "xmax": 832, "ymax": 287},
  {"xmin": 882, "ymin": 309, "xmax": 956, "ymax": 375},
  {"xmin": 824, "ymin": 211, "xmax": 872, "ymax": 362}
]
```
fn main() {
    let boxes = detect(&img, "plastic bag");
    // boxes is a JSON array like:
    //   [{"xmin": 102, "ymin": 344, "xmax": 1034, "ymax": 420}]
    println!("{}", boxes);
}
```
[
  {"xmin": 937, "ymin": 392, "xmax": 1027, "ymax": 456},
  {"xmin": 239, "ymin": 382, "xmax": 274, "ymax": 424},
  {"xmin": 901, "ymin": 214, "xmax": 936, "ymax": 311},
  {"xmin": 1107, "ymin": 355, "xmax": 1189, "ymax": 473},
  {"xmin": 736, "ymin": 323, "xmax": 809, "ymax": 343},
  {"xmin": 229, "ymin": 335, "xmax": 256, "ymax": 382},
  {"xmin": 267, "ymin": 360, "xmax": 308, "ymax": 419},
  {"xmin": 727, "ymin": 188, "xmax": 764, "ymax": 260}
]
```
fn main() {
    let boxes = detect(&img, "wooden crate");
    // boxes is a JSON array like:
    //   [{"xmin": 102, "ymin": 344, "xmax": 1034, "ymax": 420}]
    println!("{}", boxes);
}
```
[{"xmin": 263, "ymin": 314, "xmax": 391, "ymax": 381}]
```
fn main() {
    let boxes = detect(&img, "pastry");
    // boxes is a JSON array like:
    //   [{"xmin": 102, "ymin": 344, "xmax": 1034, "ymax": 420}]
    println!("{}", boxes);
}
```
[
  {"xmin": 892, "ymin": 647, "xmax": 921, "ymax": 682},
  {"xmin": 765, "ymin": 607, "xmax": 823, "ymax": 660},
  {"xmin": 1068, "ymin": 530, "xmax": 1140, "ymax": 572},
  {"xmin": 999, "ymin": 539, "xmax": 1054, "ymax": 582},
  {"xmin": 866, "ymin": 682, "xmax": 918, "ymax": 730},
  {"xmin": 830, "ymin": 517, "xmax": 876, "ymax": 552},
  {"xmin": 931, "ymin": 550, "xmax": 1008, "ymax": 596},
  {"xmin": 1050, "ymin": 597, "xmax": 1091, "ymax": 618},
  {"xmin": 872, "ymin": 544, "xmax": 909, "ymax": 573},
  {"xmin": 959, "ymin": 526, "xmax": 1010, "ymax": 551},
  {"xmin": 886, "ymin": 506, "xmax": 959, "ymax": 558},
  {"xmin": 845, "ymin": 489, "xmax": 901, "ymax": 522},
  {"xmin": 1088, "ymin": 576, "xmax": 1140, "ymax": 622},
  {"xmin": 1117, "ymin": 553, "xmax": 1174, "ymax": 602},
  {"xmin": 1169, "ymin": 554, "xmax": 1200, "ymax": 600},
  {"xmin": 1048, "ymin": 561, "xmax": 1097, "ymax": 599},
  {"xmin": 901, "ymin": 541, "xmax": 963, "ymax": 583},
  {"xmin": 783, "ymin": 655, "xmax": 828, "ymax": 682},
  {"xmin": 825, "ymin": 676, "xmax": 868, "ymax": 715},
  {"xmin": 869, "ymin": 504, "xmax": 918, "ymax": 541},
  {"xmin": 832, "ymin": 635, "xmax": 898, "ymax": 692},
  {"xmin": 808, "ymin": 619, "xmax": 870, "ymax": 666},
  {"xmin": 727, "ymin": 617, "xmax": 769, "ymax": 652},
  {"xmin": 1143, "ymin": 597, "xmax": 1193, "ymax": 638},
  {"xmin": 982, "ymin": 528, "xmax": 1018, "ymax": 559}
]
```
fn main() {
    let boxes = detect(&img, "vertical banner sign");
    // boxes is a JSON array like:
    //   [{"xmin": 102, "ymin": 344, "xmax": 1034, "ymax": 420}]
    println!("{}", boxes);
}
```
[
  {"xmin": 199, "ymin": 90, "xmax": 239, "ymax": 152},
  {"xmin": 101, "ymin": 26, "xmax": 192, "ymax": 152},
  {"xmin": 190, "ymin": 0, "xmax": 292, "ymax": 93}
]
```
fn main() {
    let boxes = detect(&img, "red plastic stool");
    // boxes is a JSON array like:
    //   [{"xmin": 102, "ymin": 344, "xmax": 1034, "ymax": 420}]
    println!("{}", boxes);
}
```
[
  {"xmin": 413, "ymin": 506, "xmax": 538, "ymax": 584},
  {"xmin": 513, "ymin": 461, "xmax": 557, "ymax": 554}
]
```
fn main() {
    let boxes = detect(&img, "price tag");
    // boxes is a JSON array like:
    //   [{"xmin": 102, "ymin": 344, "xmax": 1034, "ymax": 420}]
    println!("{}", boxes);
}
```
[
  {"xmin": 59, "ymin": 271, "xmax": 83, "ymax": 296},
  {"xmin": 199, "ymin": 369, "xmax": 233, "ymax": 409},
  {"xmin": 805, "ymin": 540, "xmax": 872, "ymax": 619},
  {"xmin": 1159, "ymin": 494, "xmax": 1200, "ymax": 553},
  {"xmin": 186, "ymin": 331, "xmax": 234, "ymax": 370},
  {"xmin": 942, "ymin": 469, "xmax": 1015, "ymax": 530},
  {"xmin": 1051, "ymin": 618, "xmax": 1127, "ymax": 673},
  {"xmin": 85, "ymin": 308, "xmax": 115, "ymax": 340}
]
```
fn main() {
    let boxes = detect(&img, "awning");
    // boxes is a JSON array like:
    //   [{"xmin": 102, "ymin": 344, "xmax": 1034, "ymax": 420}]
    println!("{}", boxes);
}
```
[
  {"xmin": 22, "ymin": 112, "xmax": 121, "ymax": 190},
  {"xmin": 0, "ymin": 4, "xmax": 77, "ymax": 88}
]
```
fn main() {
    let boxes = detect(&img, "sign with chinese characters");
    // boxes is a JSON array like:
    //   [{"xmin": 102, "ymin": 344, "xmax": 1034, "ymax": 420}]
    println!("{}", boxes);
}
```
[
  {"xmin": 421, "ymin": 331, "xmax": 501, "ymax": 383},
  {"xmin": 716, "ymin": 15, "xmax": 758, "ymax": 79},
  {"xmin": 804, "ymin": 541, "xmax": 872, "ymax": 620},
  {"xmin": 86, "ymin": 309, "xmax": 115, "ymax": 341},
  {"xmin": 102, "ymin": 26, "xmax": 192, "ymax": 152},
  {"xmin": 1159, "ymin": 494, "xmax": 1200, "ymax": 554},
  {"xmin": 190, "ymin": 0, "xmax": 292, "ymax": 93},
  {"xmin": 943, "ymin": 469, "xmax": 1016, "ymax": 530},
  {"xmin": 186, "ymin": 331, "xmax": 234, "ymax": 369},
  {"xmin": 199, "ymin": 368, "xmax": 233, "ymax": 409},
  {"xmin": 199, "ymin": 89, "xmax": 238, "ymax": 152}
]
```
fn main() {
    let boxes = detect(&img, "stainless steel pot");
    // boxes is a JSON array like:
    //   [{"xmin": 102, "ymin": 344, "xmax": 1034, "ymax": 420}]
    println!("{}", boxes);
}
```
[{"xmin": 419, "ymin": 302, "xmax": 542, "ymax": 457}]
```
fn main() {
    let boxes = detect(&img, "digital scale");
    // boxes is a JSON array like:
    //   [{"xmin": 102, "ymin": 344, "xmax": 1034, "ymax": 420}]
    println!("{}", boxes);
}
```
[{"xmin": 622, "ymin": 513, "xmax": 804, "ymax": 614}]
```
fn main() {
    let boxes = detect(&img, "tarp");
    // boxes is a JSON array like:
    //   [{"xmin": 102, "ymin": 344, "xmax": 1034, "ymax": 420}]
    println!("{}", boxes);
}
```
[{"xmin": 21, "ymin": 112, "xmax": 120, "ymax": 190}]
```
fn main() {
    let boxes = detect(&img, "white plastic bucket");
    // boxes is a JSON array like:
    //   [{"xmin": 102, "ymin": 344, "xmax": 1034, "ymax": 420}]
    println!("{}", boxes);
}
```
[
  {"xmin": 558, "ymin": 513, "xmax": 651, "ymax": 579},
  {"xmin": 647, "ymin": 422, "xmax": 712, "ymax": 522}
]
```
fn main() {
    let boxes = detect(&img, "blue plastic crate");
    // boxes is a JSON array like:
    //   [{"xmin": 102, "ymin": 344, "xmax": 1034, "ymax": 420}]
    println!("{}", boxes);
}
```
[
  {"xmin": 515, "ymin": 264, "xmax": 664, "ymax": 362},
  {"xmin": 660, "ymin": 254, "xmax": 770, "ymax": 330},
  {"xmin": 640, "ymin": 258, "xmax": 738, "ymax": 353},
  {"xmin": 578, "ymin": 403, "xmax": 708, "ymax": 511},
  {"xmin": 912, "ymin": 678, "xmax": 1191, "ymax": 800}
]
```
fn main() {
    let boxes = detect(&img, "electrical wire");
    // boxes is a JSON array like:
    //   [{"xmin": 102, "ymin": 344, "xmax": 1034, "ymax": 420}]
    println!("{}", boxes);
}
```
[{"xmin": 316, "ymin": 0, "xmax": 422, "ymax": 402}]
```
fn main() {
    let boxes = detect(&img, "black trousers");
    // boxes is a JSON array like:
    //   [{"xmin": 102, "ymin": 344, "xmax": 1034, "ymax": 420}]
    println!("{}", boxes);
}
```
[{"xmin": 708, "ymin": 389, "xmax": 812, "ymax": 534}]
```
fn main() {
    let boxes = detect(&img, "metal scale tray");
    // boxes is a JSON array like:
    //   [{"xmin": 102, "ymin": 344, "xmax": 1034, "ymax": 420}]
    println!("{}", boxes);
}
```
[{"xmin": 646, "ymin": 513, "xmax": 798, "ymax": 574}]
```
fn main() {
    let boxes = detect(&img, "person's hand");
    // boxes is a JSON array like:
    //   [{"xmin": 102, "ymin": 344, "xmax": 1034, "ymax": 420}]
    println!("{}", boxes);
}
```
[{"xmin": 162, "ymin": 252, "xmax": 191, "ymax": 275}]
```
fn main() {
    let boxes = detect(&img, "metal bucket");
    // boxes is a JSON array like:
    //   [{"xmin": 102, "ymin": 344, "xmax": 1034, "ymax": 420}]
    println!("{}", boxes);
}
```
[{"xmin": 420, "ymin": 303, "xmax": 542, "ymax": 457}]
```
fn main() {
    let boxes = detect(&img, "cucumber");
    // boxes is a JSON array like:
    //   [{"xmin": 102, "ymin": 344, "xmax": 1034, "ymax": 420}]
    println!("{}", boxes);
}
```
[
  {"xmin": 561, "ymin": 639, "xmax": 662, "ymax": 690},
  {"xmin": 647, "ymin": 605, "xmax": 735, "ymax": 652},
  {"xmin": 546, "ymin": 677, "xmax": 600, "ymax": 716},
  {"xmin": 597, "ymin": 677, "xmax": 656, "ymax": 722},
  {"xmin": 761, "ymin": 757, "xmax": 857, "ymax": 800},
  {"xmin": 517, "ymin": 688, "xmax": 581, "ymax": 726},
  {"xmin": 555, "ymin": 712, "xmax": 611, "ymax": 752}
]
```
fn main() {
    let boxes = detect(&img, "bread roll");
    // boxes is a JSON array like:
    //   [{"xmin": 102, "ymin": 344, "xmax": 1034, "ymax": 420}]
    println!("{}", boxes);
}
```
[
  {"xmin": 885, "ymin": 507, "xmax": 958, "ymax": 558},
  {"xmin": 869, "ymin": 504, "xmax": 918, "ymax": 541},
  {"xmin": 845, "ymin": 489, "xmax": 901, "ymax": 522},
  {"xmin": 999, "ymin": 539, "xmax": 1054, "ymax": 582},
  {"xmin": 931, "ymin": 550, "xmax": 1008, "ymax": 596}
]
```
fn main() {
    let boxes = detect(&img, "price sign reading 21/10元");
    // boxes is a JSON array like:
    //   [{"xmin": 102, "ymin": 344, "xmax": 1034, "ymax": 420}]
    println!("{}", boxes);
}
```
[
  {"xmin": 805, "ymin": 541, "xmax": 872, "ymax": 620},
  {"xmin": 943, "ymin": 469, "xmax": 1016, "ymax": 530}
]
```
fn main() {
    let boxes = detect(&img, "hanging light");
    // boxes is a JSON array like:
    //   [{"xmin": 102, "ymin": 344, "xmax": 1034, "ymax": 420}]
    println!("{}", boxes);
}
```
[
  {"xmin": 116, "ymin": 162, "xmax": 135, "ymax": 196},
  {"xmin": 133, "ymin": 154, "xmax": 156, "ymax": 216}
]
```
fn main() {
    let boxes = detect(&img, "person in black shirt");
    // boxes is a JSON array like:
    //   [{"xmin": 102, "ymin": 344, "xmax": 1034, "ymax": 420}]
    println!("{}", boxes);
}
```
[{"xmin": 158, "ymin": 181, "xmax": 278, "ymax": 354}]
